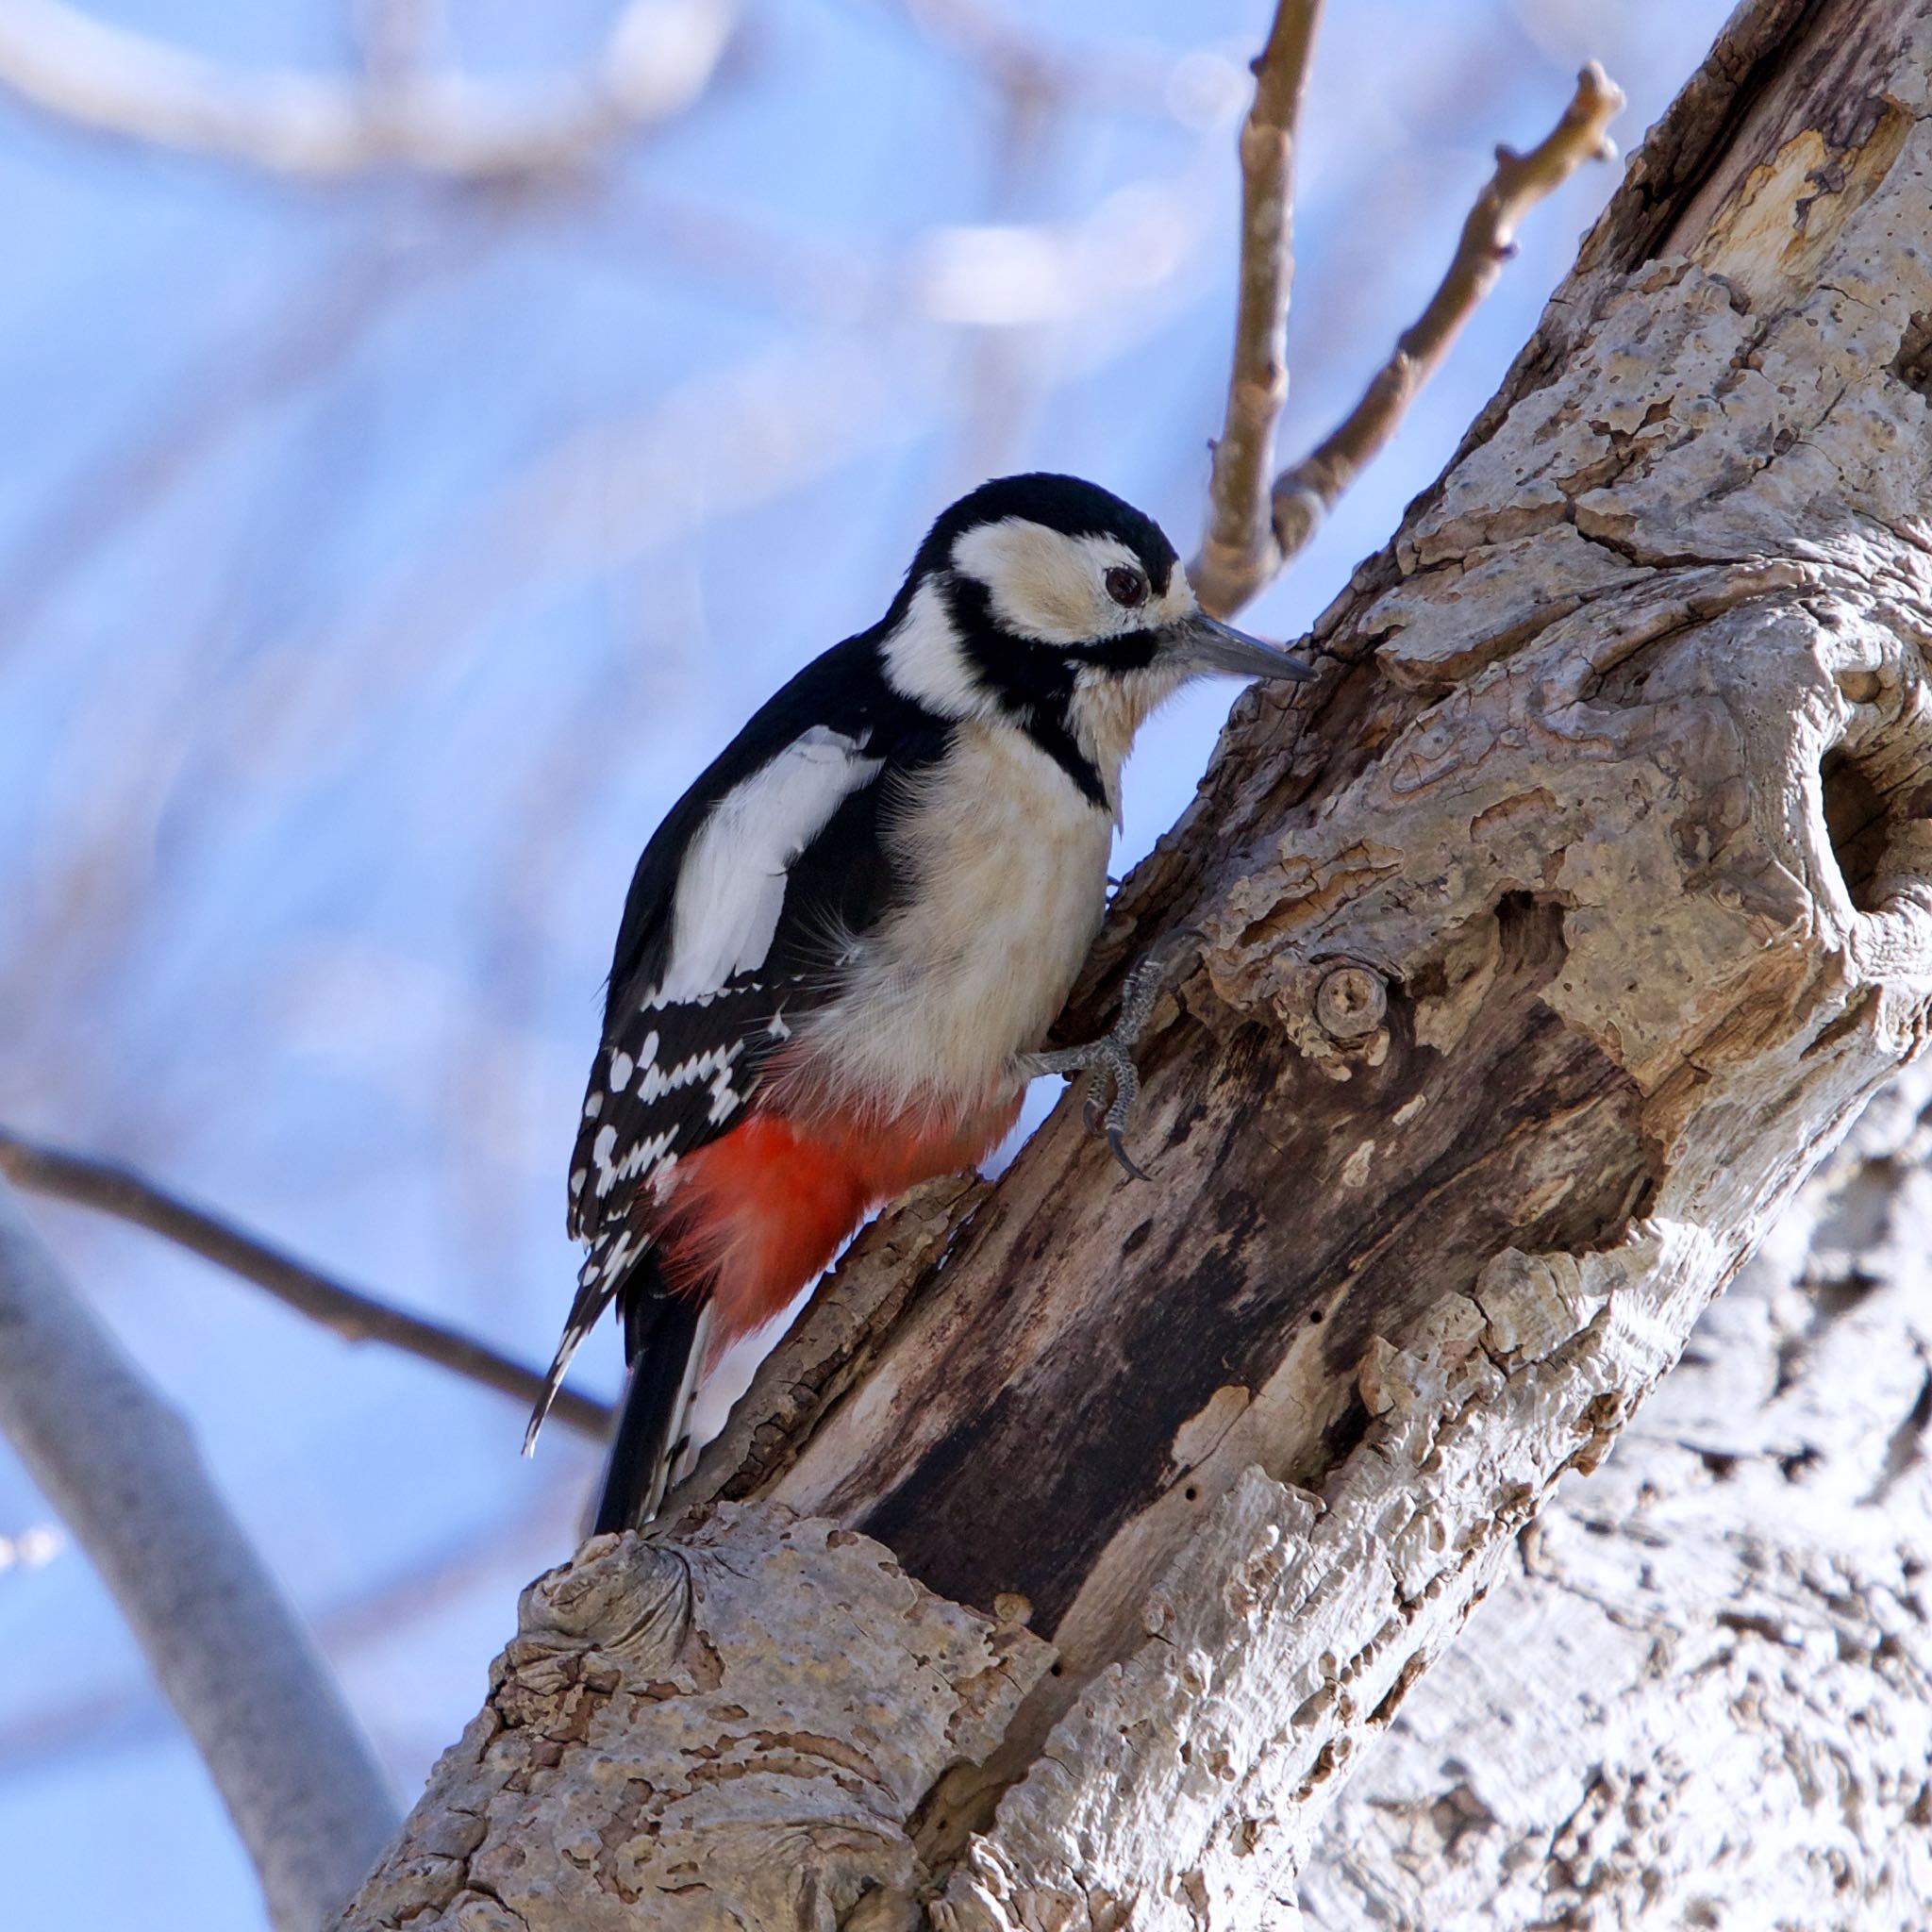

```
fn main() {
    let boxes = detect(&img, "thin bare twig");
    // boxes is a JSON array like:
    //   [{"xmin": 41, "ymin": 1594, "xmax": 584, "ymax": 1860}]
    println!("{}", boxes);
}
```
[
  {"xmin": 1192, "ymin": 58, "xmax": 1625, "ymax": 617},
  {"xmin": 0, "ymin": 0, "xmax": 736, "ymax": 181},
  {"xmin": 0, "ymin": 1128, "xmax": 613, "ymax": 1441},
  {"xmin": 1269, "ymin": 64, "xmax": 1624, "ymax": 570},
  {"xmin": 0, "ymin": 1177, "xmax": 399, "ymax": 1928},
  {"xmin": 1191, "ymin": 0, "xmax": 1324, "ymax": 620}
]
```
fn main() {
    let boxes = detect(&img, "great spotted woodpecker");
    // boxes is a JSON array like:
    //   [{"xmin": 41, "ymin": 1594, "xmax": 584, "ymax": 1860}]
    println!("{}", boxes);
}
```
[{"xmin": 527, "ymin": 473, "xmax": 1311, "ymax": 1530}]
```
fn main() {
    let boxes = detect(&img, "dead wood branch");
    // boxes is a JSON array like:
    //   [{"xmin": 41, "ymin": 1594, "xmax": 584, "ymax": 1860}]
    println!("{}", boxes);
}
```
[
  {"xmin": 1192, "ymin": 0, "xmax": 1324, "ymax": 617},
  {"xmin": 1192, "ymin": 58, "xmax": 1624, "ymax": 616}
]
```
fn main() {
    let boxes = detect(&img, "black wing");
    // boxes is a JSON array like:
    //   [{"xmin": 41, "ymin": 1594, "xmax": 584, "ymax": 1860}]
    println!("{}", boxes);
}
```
[{"xmin": 526, "ymin": 631, "xmax": 945, "ymax": 1446}]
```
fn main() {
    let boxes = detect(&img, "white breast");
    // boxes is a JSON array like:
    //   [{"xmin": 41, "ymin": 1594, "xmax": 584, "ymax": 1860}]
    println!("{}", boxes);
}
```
[{"xmin": 792, "ymin": 721, "xmax": 1114, "ymax": 1123}]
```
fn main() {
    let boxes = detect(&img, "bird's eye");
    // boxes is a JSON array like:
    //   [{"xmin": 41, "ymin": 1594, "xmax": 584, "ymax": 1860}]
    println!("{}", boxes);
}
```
[{"xmin": 1105, "ymin": 565, "xmax": 1148, "ymax": 608}]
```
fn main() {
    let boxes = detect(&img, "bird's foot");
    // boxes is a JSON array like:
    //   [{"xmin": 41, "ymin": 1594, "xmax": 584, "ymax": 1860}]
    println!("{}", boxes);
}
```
[{"xmin": 1030, "ymin": 929, "xmax": 1199, "ymax": 1181}]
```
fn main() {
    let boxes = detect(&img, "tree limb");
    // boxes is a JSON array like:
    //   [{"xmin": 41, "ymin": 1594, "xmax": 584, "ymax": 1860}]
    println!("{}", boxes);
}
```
[
  {"xmin": 1192, "ymin": 0, "xmax": 1324, "ymax": 616},
  {"xmin": 0, "ymin": 1176, "xmax": 399, "ymax": 1931},
  {"xmin": 1265, "ymin": 61, "xmax": 1624, "ymax": 574},
  {"xmin": 334, "ymin": 0, "xmax": 1932, "ymax": 1921},
  {"xmin": 0, "ymin": 0, "xmax": 736, "ymax": 181},
  {"xmin": 0, "ymin": 1128, "xmax": 613, "ymax": 1442},
  {"xmin": 1302, "ymin": 1062, "xmax": 1932, "ymax": 1928},
  {"xmin": 1192, "ymin": 58, "xmax": 1624, "ymax": 616}
]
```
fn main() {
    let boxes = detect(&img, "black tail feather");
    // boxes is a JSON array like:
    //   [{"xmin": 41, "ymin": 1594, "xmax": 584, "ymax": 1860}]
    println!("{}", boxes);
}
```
[{"xmin": 590, "ymin": 1270, "xmax": 708, "ymax": 1537}]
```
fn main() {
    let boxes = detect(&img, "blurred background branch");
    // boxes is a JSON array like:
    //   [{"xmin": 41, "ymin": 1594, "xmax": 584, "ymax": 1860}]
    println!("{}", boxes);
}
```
[
  {"xmin": 0, "ymin": 0, "xmax": 738, "ymax": 179},
  {"xmin": 0, "ymin": 1177, "xmax": 397, "ymax": 1929},
  {"xmin": 0, "ymin": 1127, "xmax": 613, "ymax": 1438}
]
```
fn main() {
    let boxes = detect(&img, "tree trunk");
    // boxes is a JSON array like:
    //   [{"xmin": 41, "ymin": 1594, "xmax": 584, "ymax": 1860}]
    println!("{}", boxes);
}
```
[
  {"xmin": 1300, "ymin": 1060, "xmax": 1932, "ymax": 1930},
  {"xmin": 334, "ymin": 1, "xmax": 1932, "ymax": 1924}
]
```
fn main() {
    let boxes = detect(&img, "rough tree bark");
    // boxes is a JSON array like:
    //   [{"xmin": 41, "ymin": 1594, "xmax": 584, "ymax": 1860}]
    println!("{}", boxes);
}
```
[
  {"xmin": 334, "ymin": 1, "xmax": 1932, "ymax": 1924},
  {"xmin": 1298, "ymin": 1060, "xmax": 1932, "ymax": 1928}
]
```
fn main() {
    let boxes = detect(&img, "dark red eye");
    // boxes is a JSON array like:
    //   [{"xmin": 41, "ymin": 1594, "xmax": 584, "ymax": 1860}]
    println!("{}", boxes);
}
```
[{"xmin": 1105, "ymin": 565, "xmax": 1148, "ymax": 608}]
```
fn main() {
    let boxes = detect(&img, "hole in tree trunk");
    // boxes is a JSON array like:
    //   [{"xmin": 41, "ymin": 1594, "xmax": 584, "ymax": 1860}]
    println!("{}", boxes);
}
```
[
  {"xmin": 1893, "ymin": 310, "xmax": 1932, "ymax": 399},
  {"xmin": 1821, "ymin": 747, "xmax": 1890, "ymax": 912}
]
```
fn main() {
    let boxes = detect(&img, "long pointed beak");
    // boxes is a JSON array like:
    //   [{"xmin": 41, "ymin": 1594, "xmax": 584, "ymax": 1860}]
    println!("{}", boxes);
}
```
[{"xmin": 1168, "ymin": 612, "xmax": 1316, "ymax": 682}]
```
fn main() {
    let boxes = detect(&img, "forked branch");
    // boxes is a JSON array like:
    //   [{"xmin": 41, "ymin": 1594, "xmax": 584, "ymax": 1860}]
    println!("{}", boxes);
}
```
[
  {"xmin": 0, "ymin": 1128, "xmax": 613, "ymax": 1441},
  {"xmin": 1192, "ymin": 54, "xmax": 1624, "ymax": 616}
]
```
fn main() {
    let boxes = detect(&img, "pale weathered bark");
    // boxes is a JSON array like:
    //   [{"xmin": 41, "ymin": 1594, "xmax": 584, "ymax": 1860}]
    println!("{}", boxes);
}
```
[
  {"xmin": 336, "ymin": 1, "xmax": 1932, "ymax": 1924},
  {"xmin": 1300, "ymin": 1060, "xmax": 1932, "ymax": 1929}
]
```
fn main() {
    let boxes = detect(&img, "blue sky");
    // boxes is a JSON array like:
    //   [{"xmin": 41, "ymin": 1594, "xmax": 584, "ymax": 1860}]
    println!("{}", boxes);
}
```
[{"xmin": 0, "ymin": 2, "xmax": 1737, "ymax": 1921}]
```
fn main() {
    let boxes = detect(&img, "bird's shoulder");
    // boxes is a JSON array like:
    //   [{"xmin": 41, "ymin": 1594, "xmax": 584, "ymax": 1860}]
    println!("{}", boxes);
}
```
[
  {"xmin": 602, "ymin": 628, "xmax": 946, "ymax": 1023},
  {"xmin": 569, "ymin": 627, "xmax": 948, "ymax": 1240}
]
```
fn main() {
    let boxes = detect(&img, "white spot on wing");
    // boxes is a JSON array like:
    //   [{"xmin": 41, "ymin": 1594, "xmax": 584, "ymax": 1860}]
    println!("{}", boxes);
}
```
[
  {"xmin": 638, "ymin": 1041, "xmax": 739, "ymax": 1105},
  {"xmin": 609, "ymin": 1050, "xmax": 635, "ymax": 1091},
  {"xmin": 707, "ymin": 1065, "xmax": 741, "ymax": 1124},
  {"xmin": 614, "ymin": 1127, "xmax": 677, "ymax": 1185},
  {"xmin": 597, "ymin": 1228, "xmax": 640, "ymax": 1283}
]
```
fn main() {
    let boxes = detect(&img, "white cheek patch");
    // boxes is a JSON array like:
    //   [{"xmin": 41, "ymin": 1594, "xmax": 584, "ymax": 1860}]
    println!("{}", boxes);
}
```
[
  {"xmin": 952, "ymin": 519, "xmax": 1100, "ymax": 642},
  {"xmin": 952, "ymin": 521, "xmax": 1155, "ymax": 643},
  {"xmin": 658, "ymin": 726, "xmax": 881, "ymax": 1001}
]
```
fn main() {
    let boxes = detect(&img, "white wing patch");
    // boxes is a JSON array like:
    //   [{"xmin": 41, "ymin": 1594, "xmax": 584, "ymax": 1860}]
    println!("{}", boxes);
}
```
[{"xmin": 655, "ymin": 725, "xmax": 881, "ymax": 1003}]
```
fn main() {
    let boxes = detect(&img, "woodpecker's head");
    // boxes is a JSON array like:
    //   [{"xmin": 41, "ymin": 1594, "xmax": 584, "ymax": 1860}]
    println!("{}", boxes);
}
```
[{"xmin": 879, "ymin": 474, "xmax": 1311, "ymax": 782}]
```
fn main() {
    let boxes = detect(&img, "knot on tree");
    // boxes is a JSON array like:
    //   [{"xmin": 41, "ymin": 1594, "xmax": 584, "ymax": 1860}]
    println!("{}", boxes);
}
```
[
  {"xmin": 522, "ymin": 1529, "xmax": 691, "ymax": 1642},
  {"xmin": 1315, "ymin": 964, "xmax": 1389, "ymax": 1040}
]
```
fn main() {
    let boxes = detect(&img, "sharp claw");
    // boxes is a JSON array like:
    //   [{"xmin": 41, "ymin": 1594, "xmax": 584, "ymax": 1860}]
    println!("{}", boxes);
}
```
[
  {"xmin": 1037, "ymin": 950, "xmax": 1184, "ymax": 1180},
  {"xmin": 1107, "ymin": 1124, "xmax": 1150, "ymax": 1182}
]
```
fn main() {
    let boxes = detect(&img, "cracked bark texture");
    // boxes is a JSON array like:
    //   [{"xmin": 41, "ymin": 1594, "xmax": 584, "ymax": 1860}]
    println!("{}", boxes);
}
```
[
  {"xmin": 335, "ymin": 1, "xmax": 1932, "ymax": 1924},
  {"xmin": 331, "ymin": 1507, "xmax": 1048, "ymax": 1931},
  {"xmin": 1300, "ymin": 1063, "xmax": 1932, "ymax": 1930}
]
